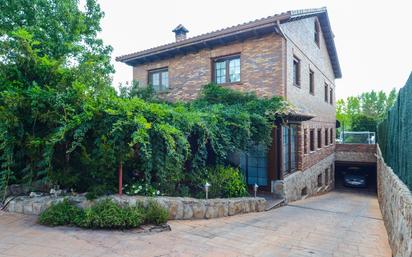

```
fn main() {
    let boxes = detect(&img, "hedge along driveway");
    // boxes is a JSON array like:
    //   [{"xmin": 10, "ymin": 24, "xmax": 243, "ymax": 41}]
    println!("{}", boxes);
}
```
[{"xmin": 0, "ymin": 190, "xmax": 391, "ymax": 257}]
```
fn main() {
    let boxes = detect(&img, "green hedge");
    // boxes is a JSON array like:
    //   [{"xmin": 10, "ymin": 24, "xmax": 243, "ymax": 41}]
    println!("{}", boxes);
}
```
[
  {"xmin": 378, "ymin": 73, "xmax": 412, "ymax": 191},
  {"xmin": 39, "ymin": 198, "xmax": 168, "ymax": 229}
]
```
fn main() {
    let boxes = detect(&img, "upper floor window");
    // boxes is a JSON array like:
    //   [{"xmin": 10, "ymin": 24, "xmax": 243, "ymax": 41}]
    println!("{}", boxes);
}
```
[
  {"xmin": 330, "ymin": 129, "xmax": 334, "ymax": 144},
  {"xmin": 330, "ymin": 88, "xmax": 334, "ymax": 105},
  {"xmin": 309, "ymin": 69, "xmax": 315, "ymax": 95},
  {"xmin": 314, "ymin": 20, "xmax": 320, "ymax": 47},
  {"xmin": 325, "ymin": 128, "xmax": 329, "ymax": 146},
  {"xmin": 317, "ymin": 129, "xmax": 322, "ymax": 149},
  {"xmin": 304, "ymin": 129, "xmax": 308, "ymax": 154},
  {"xmin": 310, "ymin": 129, "xmax": 315, "ymax": 152},
  {"xmin": 213, "ymin": 55, "xmax": 240, "ymax": 84},
  {"xmin": 293, "ymin": 56, "xmax": 301, "ymax": 87},
  {"xmin": 324, "ymin": 83, "xmax": 329, "ymax": 102},
  {"xmin": 148, "ymin": 68, "xmax": 168, "ymax": 92}
]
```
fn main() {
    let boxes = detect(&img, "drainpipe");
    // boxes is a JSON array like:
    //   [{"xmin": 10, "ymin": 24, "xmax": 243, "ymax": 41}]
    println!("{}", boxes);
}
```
[{"xmin": 275, "ymin": 20, "xmax": 286, "ymax": 38}]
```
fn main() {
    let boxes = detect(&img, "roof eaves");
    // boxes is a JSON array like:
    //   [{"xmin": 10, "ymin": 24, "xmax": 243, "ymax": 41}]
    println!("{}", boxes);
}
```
[
  {"xmin": 116, "ymin": 12, "xmax": 291, "ymax": 63},
  {"xmin": 288, "ymin": 7, "xmax": 342, "ymax": 78}
]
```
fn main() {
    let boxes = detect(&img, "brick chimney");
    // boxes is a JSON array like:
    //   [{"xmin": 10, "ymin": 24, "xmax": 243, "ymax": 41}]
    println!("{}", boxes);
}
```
[{"xmin": 172, "ymin": 24, "xmax": 189, "ymax": 42}]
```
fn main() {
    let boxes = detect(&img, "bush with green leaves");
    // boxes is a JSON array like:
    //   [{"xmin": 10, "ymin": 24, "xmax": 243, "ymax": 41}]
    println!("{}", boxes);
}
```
[
  {"xmin": 77, "ymin": 199, "xmax": 144, "ymax": 229},
  {"xmin": 144, "ymin": 200, "xmax": 169, "ymax": 225},
  {"xmin": 191, "ymin": 166, "xmax": 248, "ymax": 198},
  {"xmin": 38, "ymin": 199, "xmax": 83, "ymax": 226},
  {"xmin": 38, "ymin": 198, "xmax": 168, "ymax": 229}
]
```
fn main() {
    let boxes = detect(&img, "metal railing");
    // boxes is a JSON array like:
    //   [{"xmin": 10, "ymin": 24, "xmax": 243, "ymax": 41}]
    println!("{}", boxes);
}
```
[{"xmin": 337, "ymin": 131, "xmax": 376, "ymax": 144}]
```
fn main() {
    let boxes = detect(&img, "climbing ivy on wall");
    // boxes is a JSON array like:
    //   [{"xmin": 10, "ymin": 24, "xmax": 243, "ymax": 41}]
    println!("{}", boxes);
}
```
[{"xmin": 0, "ymin": 0, "xmax": 289, "ymax": 199}]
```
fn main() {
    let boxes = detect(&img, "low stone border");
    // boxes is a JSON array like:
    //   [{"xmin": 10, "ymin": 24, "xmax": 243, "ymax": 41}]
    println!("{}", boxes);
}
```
[{"xmin": 4, "ymin": 195, "xmax": 266, "ymax": 220}]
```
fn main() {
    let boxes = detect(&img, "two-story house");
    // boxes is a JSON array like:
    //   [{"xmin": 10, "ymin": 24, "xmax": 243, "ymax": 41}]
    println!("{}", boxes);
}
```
[{"xmin": 116, "ymin": 8, "xmax": 342, "ymax": 202}]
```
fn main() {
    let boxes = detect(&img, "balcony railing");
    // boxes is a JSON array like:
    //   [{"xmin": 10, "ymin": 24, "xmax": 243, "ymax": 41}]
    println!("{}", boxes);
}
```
[{"xmin": 337, "ymin": 131, "xmax": 376, "ymax": 144}]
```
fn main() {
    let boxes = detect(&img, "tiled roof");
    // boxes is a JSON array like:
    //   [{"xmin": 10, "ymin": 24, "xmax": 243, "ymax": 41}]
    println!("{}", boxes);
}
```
[{"xmin": 116, "ymin": 8, "xmax": 342, "ymax": 78}]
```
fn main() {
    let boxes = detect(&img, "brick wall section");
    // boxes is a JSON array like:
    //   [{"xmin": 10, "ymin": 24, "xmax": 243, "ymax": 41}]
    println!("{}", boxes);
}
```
[
  {"xmin": 335, "ymin": 144, "xmax": 377, "ymax": 163},
  {"xmin": 335, "ymin": 144, "xmax": 377, "ymax": 152},
  {"xmin": 133, "ymin": 33, "xmax": 285, "ymax": 101},
  {"xmin": 300, "ymin": 123, "xmax": 335, "ymax": 171}
]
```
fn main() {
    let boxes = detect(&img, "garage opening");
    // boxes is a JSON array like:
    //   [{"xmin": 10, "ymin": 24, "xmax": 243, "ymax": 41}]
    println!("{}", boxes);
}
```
[{"xmin": 334, "ymin": 162, "xmax": 377, "ymax": 194}]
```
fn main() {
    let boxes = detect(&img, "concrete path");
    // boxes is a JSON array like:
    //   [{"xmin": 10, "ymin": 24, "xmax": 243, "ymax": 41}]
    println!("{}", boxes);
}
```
[{"xmin": 0, "ymin": 190, "xmax": 391, "ymax": 257}]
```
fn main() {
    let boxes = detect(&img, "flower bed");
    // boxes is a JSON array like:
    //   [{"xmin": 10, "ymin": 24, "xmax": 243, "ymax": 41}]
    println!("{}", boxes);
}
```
[{"xmin": 5, "ymin": 195, "xmax": 266, "ymax": 220}]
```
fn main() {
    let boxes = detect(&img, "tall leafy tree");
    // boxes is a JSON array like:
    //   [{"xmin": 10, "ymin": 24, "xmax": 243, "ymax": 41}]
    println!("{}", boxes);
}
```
[
  {"xmin": 336, "ymin": 89, "xmax": 398, "ymax": 134},
  {"xmin": 0, "ymin": 0, "xmax": 113, "ymax": 198}
]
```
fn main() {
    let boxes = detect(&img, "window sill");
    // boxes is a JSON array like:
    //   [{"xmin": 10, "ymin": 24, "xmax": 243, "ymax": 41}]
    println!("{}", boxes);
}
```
[{"xmin": 293, "ymin": 83, "xmax": 301, "ymax": 88}]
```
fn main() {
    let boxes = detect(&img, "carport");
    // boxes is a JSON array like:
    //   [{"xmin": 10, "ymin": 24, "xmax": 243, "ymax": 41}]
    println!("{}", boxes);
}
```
[
  {"xmin": 335, "ymin": 162, "xmax": 377, "ymax": 192},
  {"xmin": 335, "ymin": 143, "xmax": 377, "ymax": 192}
]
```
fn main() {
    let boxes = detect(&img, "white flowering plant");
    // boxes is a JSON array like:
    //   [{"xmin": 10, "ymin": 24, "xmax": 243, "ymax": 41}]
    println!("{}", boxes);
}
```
[{"xmin": 123, "ymin": 180, "xmax": 162, "ymax": 196}]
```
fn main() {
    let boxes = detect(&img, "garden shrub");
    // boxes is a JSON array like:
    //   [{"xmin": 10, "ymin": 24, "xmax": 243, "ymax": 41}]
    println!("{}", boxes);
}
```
[
  {"xmin": 192, "ymin": 166, "xmax": 248, "ymax": 198},
  {"xmin": 144, "ymin": 200, "xmax": 169, "ymax": 225},
  {"xmin": 39, "ymin": 198, "xmax": 167, "ymax": 229},
  {"xmin": 38, "ymin": 199, "xmax": 83, "ymax": 226},
  {"xmin": 76, "ymin": 199, "xmax": 144, "ymax": 229}
]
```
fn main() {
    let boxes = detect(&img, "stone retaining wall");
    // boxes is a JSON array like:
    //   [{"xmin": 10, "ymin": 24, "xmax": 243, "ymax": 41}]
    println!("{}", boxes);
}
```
[
  {"xmin": 284, "ymin": 153, "xmax": 335, "ymax": 202},
  {"xmin": 377, "ymin": 146, "xmax": 412, "ymax": 257},
  {"xmin": 4, "ymin": 195, "xmax": 266, "ymax": 220}
]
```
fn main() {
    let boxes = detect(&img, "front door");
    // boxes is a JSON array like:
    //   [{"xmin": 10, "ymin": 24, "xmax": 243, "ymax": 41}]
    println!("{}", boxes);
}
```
[{"xmin": 240, "ymin": 145, "xmax": 268, "ymax": 186}]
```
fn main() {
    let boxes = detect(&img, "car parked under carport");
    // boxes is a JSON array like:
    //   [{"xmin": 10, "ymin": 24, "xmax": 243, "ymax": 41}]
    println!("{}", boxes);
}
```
[
  {"xmin": 343, "ymin": 166, "xmax": 368, "ymax": 188},
  {"xmin": 335, "ymin": 162, "xmax": 377, "ymax": 192}
]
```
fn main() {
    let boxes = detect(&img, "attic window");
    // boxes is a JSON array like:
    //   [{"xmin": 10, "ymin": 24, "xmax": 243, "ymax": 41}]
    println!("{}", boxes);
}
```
[{"xmin": 314, "ymin": 20, "xmax": 320, "ymax": 47}]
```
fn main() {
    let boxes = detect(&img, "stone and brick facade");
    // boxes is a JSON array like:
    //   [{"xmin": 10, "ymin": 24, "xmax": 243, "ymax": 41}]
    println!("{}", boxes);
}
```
[
  {"xmin": 117, "ymin": 8, "xmax": 341, "ymax": 202},
  {"xmin": 132, "ymin": 34, "xmax": 285, "ymax": 101}
]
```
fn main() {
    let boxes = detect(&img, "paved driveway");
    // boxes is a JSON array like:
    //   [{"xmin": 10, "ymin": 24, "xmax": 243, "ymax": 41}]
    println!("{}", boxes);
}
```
[{"xmin": 0, "ymin": 190, "xmax": 391, "ymax": 257}]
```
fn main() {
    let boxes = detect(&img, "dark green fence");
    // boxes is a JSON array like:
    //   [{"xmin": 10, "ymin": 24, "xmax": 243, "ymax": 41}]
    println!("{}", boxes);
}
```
[{"xmin": 378, "ymin": 72, "xmax": 412, "ymax": 190}]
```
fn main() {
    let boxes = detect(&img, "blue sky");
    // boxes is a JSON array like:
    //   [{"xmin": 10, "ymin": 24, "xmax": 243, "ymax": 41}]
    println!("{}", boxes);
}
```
[{"xmin": 97, "ymin": 0, "xmax": 412, "ymax": 99}]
